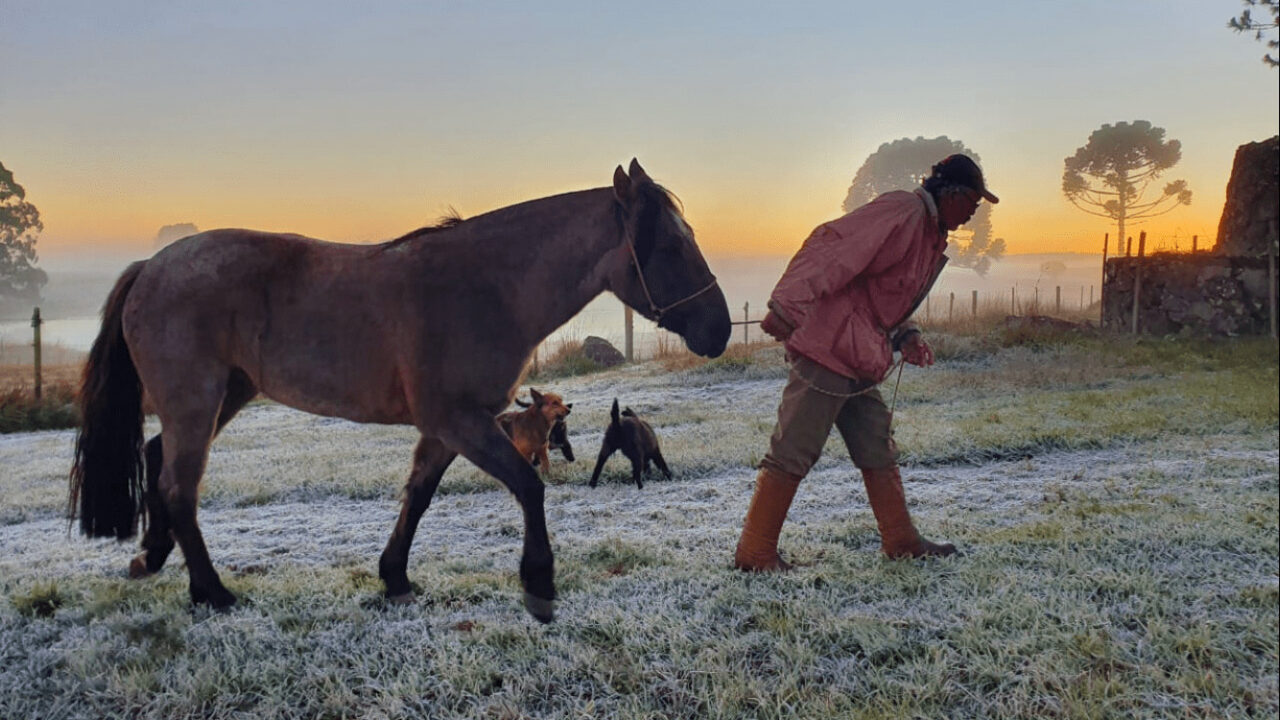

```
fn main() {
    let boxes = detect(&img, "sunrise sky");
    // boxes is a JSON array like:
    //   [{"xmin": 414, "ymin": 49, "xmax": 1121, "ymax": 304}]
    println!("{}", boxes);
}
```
[{"xmin": 4, "ymin": 1, "xmax": 1278, "ymax": 265}]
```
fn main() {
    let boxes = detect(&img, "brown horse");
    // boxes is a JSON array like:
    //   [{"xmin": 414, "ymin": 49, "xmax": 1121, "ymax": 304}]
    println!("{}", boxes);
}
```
[{"xmin": 68, "ymin": 159, "xmax": 730, "ymax": 623}]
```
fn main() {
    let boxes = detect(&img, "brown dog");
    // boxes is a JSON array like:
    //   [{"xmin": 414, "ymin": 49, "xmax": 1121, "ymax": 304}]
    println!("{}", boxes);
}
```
[
  {"xmin": 497, "ymin": 389, "xmax": 571, "ymax": 474},
  {"xmin": 514, "ymin": 396, "xmax": 575, "ymax": 463}
]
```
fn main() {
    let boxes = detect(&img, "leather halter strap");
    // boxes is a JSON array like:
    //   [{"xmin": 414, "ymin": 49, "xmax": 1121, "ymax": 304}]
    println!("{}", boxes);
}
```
[{"xmin": 622, "ymin": 235, "xmax": 719, "ymax": 321}]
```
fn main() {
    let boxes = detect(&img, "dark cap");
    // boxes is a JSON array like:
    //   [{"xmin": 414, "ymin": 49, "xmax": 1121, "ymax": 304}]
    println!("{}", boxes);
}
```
[{"xmin": 930, "ymin": 154, "xmax": 999, "ymax": 204}]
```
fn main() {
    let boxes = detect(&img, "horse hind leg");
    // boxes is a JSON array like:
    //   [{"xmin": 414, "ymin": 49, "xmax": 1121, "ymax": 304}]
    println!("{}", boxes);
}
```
[
  {"xmin": 379, "ymin": 436, "xmax": 457, "ymax": 603},
  {"xmin": 130, "ymin": 370, "xmax": 258, "ymax": 581}
]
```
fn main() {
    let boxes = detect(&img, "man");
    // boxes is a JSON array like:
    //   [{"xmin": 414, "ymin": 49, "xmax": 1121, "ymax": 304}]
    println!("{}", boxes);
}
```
[{"xmin": 735, "ymin": 154, "xmax": 998, "ymax": 571}]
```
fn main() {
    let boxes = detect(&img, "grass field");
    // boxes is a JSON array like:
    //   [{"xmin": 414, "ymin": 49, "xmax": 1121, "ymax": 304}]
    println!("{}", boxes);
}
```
[{"xmin": 0, "ymin": 332, "xmax": 1275, "ymax": 719}]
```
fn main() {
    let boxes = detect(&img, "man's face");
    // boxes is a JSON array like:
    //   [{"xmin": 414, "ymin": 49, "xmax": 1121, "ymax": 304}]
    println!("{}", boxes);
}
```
[{"xmin": 938, "ymin": 186, "xmax": 981, "ymax": 232}]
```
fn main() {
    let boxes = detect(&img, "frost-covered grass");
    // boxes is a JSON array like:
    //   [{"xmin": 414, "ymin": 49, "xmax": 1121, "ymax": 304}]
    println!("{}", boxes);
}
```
[{"xmin": 0, "ymin": 335, "xmax": 1275, "ymax": 719}]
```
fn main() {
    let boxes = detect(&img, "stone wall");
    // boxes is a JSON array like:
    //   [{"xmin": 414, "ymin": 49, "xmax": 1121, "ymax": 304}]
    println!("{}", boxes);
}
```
[
  {"xmin": 1103, "ymin": 254, "xmax": 1274, "ymax": 335},
  {"xmin": 1101, "ymin": 136, "xmax": 1278, "ymax": 336}
]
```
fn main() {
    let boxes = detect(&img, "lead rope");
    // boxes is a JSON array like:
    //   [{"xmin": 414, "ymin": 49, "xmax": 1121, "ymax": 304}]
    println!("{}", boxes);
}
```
[{"xmin": 794, "ymin": 357, "xmax": 905, "ymax": 402}]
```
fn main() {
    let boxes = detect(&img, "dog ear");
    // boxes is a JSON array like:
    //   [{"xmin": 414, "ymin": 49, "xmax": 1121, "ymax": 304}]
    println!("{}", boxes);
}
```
[
  {"xmin": 530, "ymin": 388, "xmax": 544, "ymax": 406},
  {"xmin": 610, "ymin": 398, "xmax": 620, "ymax": 425}
]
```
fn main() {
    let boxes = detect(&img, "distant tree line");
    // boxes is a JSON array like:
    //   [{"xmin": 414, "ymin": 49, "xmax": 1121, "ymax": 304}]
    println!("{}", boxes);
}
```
[{"xmin": 0, "ymin": 160, "xmax": 47, "ymax": 306}]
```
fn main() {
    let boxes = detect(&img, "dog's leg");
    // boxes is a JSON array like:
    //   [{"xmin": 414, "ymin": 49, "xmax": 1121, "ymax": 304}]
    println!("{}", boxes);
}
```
[
  {"xmin": 652, "ymin": 449, "xmax": 672, "ymax": 480},
  {"xmin": 588, "ymin": 442, "xmax": 614, "ymax": 488},
  {"xmin": 631, "ymin": 452, "xmax": 645, "ymax": 490}
]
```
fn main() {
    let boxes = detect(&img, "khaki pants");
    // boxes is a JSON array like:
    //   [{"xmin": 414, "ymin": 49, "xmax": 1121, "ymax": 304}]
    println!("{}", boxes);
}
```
[{"xmin": 760, "ymin": 355, "xmax": 898, "ymax": 477}]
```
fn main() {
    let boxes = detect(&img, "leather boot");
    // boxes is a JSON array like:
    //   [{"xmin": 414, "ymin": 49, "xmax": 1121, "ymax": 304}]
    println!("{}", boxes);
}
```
[
  {"xmin": 862, "ymin": 465, "xmax": 957, "ymax": 558},
  {"xmin": 734, "ymin": 468, "xmax": 802, "ymax": 572}
]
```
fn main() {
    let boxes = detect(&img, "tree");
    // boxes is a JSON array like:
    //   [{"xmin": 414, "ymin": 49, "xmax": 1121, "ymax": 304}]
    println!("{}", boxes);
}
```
[
  {"xmin": 843, "ymin": 136, "xmax": 1006, "ymax": 275},
  {"xmin": 0, "ymin": 161, "xmax": 48, "ymax": 304},
  {"xmin": 1229, "ymin": 0, "xmax": 1279, "ymax": 68},
  {"xmin": 154, "ymin": 223, "xmax": 200, "ymax": 249},
  {"xmin": 1062, "ymin": 121, "xmax": 1192, "ymax": 247}
]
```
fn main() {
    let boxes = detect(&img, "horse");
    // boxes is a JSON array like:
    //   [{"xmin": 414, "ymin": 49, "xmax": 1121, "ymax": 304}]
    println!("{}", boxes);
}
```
[{"xmin": 68, "ymin": 159, "xmax": 730, "ymax": 623}]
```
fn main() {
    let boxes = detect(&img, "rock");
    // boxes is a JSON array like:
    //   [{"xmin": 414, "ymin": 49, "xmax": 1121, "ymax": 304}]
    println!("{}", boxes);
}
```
[
  {"xmin": 1002, "ymin": 315, "xmax": 1087, "ymax": 332},
  {"xmin": 1215, "ymin": 136, "xmax": 1279, "ymax": 258},
  {"xmin": 581, "ymin": 336, "xmax": 625, "ymax": 367}
]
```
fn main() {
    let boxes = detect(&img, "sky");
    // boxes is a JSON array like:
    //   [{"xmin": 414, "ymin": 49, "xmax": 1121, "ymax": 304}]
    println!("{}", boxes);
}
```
[{"xmin": 3, "ymin": 0, "xmax": 1278, "ymax": 267}]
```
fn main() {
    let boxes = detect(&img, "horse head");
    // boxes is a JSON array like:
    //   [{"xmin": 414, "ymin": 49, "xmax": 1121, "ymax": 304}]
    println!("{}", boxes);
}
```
[{"xmin": 609, "ymin": 159, "xmax": 731, "ymax": 358}]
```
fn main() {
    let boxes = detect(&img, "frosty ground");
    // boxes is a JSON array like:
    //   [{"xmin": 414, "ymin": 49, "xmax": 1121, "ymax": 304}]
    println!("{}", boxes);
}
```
[{"xmin": 0, "ymin": 337, "xmax": 1276, "ymax": 719}]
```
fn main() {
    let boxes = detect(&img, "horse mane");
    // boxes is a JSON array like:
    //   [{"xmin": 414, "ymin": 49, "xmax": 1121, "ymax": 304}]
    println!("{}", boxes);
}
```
[
  {"xmin": 381, "ymin": 209, "xmax": 466, "ymax": 249},
  {"xmin": 382, "ymin": 181, "xmax": 685, "ymax": 253}
]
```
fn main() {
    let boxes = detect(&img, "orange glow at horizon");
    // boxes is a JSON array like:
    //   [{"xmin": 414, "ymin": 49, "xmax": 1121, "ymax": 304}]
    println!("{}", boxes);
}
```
[{"xmin": 32, "ymin": 167, "xmax": 1234, "ymax": 263}]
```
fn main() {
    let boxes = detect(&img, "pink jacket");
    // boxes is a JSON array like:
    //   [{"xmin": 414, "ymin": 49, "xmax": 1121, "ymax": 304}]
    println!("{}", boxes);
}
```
[{"xmin": 769, "ymin": 188, "xmax": 948, "ymax": 382}]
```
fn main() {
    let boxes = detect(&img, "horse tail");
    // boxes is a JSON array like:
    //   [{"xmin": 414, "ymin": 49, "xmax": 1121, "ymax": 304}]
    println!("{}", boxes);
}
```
[
  {"xmin": 610, "ymin": 398, "xmax": 620, "ymax": 427},
  {"xmin": 69, "ymin": 260, "xmax": 148, "ymax": 539}
]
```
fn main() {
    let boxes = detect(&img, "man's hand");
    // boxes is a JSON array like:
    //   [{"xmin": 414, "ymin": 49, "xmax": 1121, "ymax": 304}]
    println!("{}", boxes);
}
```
[
  {"xmin": 900, "ymin": 332, "xmax": 935, "ymax": 367},
  {"xmin": 760, "ymin": 310, "xmax": 794, "ymax": 342}
]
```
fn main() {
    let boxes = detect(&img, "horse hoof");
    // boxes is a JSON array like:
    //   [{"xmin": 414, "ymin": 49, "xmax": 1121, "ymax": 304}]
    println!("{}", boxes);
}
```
[
  {"xmin": 522, "ymin": 592, "xmax": 555, "ymax": 624},
  {"xmin": 128, "ymin": 555, "xmax": 153, "ymax": 579},
  {"xmin": 191, "ymin": 587, "xmax": 238, "ymax": 610},
  {"xmin": 386, "ymin": 592, "xmax": 415, "ymax": 606}
]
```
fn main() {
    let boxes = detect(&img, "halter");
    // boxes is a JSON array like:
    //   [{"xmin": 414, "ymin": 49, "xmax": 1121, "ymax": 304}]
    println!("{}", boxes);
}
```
[{"xmin": 622, "ymin": 226, "xmax": 720, "ymax": 322}]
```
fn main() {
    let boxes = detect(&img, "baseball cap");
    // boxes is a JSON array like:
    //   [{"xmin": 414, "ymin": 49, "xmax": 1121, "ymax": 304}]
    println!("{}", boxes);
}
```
[{"xmin": 931, "ymin": 154, "xmax": 999, "ymax": 204}]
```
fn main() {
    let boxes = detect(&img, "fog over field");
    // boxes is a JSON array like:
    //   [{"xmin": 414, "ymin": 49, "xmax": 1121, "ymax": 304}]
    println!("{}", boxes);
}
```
[{"xmin": 2, "ymin": 251, "xmax": 1105, "ymax": 358}]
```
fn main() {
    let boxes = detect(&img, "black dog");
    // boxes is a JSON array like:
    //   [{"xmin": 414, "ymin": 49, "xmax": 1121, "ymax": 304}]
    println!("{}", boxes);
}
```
[
  {"xmin": 513, "ymin": 396, "xmax": 575, "ymax": 463},
  {"xmin": 588, "ymin": 398, "xmax": 671, "ymax": 489}
]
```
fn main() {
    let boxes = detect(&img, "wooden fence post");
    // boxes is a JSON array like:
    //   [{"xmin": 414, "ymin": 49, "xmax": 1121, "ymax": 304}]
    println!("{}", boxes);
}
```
[
  {"xmin": 925, "ymin": 294, "xmax": 930, "ymax": 321},
  {"xmin": 1011, "ymin": 286, "xmax": 1016, "ymax": 314},
  {"xmin": 1192, "ymin": 235, "xmax": 1198, "ymax": 253},
  {"xmin": 742, "ymin": 302, "xmax": 750, "ymax": 345},
  {"xmin": 1131, "ymin": 231, "xmax": 1146, "ymax": 334},
  {"xmin": 949, "ymin": 292, "xmax": 954, "ymax": 322},
  {"xmin": 32, "ymin": 307, "xmax": 43, "ymax": 401},
  {"xmin": 1269, "ymin": 240, "xmax": 1277, "ymax": 340},
  {"xmin": 1100, "ymin": 233, "xmax": 1108, "ymax": 327},
  {"xmin": 1126, "ymin": 236, "xmax": 1132, "ymax": 257},
  {"xmin": 624, "ymin": 305, "xmax": 634, "ymax": 362},
  {"xmin": 971, "ymin": 290, "xmax": 978, "ymax": 317},
  {"xmin": 1079, "ymin": 286, "xmax": 1083, "ymax": 310}
]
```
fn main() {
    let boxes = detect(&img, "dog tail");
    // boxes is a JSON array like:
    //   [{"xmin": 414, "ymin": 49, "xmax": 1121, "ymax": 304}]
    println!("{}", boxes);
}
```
[{"xmin": 610, "ymin": 398, "xmax": 620, "ymax": 426}]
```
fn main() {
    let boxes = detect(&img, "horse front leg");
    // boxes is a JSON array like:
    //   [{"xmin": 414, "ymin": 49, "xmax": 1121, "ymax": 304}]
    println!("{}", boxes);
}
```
[
  {"xmin": 379, "ymin": 436, "xmax": 456, "ymax": 602},
  {"xmin": 442, "ymin": 411, "xmax": 556, "ymax": 623}
]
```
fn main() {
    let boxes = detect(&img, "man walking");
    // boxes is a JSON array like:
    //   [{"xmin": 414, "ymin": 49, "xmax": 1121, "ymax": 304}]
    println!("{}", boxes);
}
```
[{"xmin": 735, "ymin": 154, "xmax": 998, "ymax": 571}]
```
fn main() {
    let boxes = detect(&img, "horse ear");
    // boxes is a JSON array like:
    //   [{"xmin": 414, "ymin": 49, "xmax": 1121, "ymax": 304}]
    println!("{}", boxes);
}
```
[
  {"xmin": 613, "ymin": 165, "xmax": 631, "ymax": 204},
  {"xmin": 628, "ymin": 158, "xmax": 651, "ymax": 185},
  {"xmin": 530, "ymin": 388, "xmax": 544, "ymax": 405}
]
